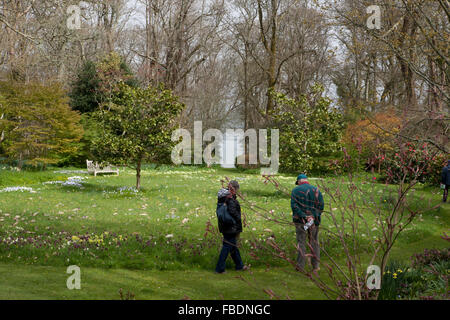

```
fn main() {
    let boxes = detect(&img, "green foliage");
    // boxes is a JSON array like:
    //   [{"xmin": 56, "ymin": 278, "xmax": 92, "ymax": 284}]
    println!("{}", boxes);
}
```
[
  {"xmin": 58, "ymin": 114, "xmax": 101, "ymax": 167},
  {"xmin": 269, "ymin": 84, "xmax": 344, "ymax": 173},
  {"xmin": 412, "ymin": 260, "xmax": 450, "ymax": 299},
  {"xmin": 0, "ymin": 81, "xmax": 83, "ymax": 168},
  {"xmin": 0, "ymin": 165, "xmax": 67, "ymax": 186},
  {"xmin": 378, "ymin": 261, "xmax": 409, "ymax": 300},
  {"xmin": 383, "ymin": 142, "xmax": 445, "ymax": 184},
  {"xmin": 66, "ymin": 52, "xmax": 140, "ymax": 167},
  {"xmin": 96, "ymin": 52, "xmax": 139, "ymax": 102},
  {"xmin": 424, "ymin": 152, "xmax": 448, "ymax": 185},
  {"xmin": 69, "ymin": 53, "xmax": 139, "ymax": 114},
  {"xmin": 69, "ymin": 60, "xmax": 101, "ymax": 114},
  {"xmin": 92, "ymin": 82, "xmax": 184, "ymax": 187},
  {"xmin": 379, "ymin": 248, "xmax": 450, "ymax": 300}
]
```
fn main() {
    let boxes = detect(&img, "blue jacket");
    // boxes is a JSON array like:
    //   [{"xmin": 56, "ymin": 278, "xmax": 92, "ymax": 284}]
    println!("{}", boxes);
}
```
[
  {"xmin": 442, "ymin": 166, "xmax": 450, "ymax": 185},
  {"xmin": 291, "ymin": 182, "xmax": 324, "ymax": 226}
]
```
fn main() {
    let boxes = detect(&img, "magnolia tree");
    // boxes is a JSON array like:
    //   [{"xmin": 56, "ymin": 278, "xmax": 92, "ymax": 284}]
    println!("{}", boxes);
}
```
[
  {"xmin": 269, "ymin": 85, "xmax": 344, "ymax": 173},
  {"xmin": 92, "ymin": 82, "xmax": 184, "ymax": 189}
]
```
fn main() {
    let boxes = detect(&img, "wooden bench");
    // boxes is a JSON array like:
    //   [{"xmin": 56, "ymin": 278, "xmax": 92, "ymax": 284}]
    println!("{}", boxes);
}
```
[{"xmin": 86, "ymin": 160, "xmax": 119, "ymax": 176}]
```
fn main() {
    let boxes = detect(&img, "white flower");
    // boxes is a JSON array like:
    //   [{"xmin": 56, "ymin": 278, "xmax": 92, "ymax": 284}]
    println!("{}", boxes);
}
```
[
  {"xmin": 0, "ymin": 186, "xmax": 35, "ymax": 193},
  {"xmin": 165, "ymin": 234, "xmax": 173, "ymax": 238}
]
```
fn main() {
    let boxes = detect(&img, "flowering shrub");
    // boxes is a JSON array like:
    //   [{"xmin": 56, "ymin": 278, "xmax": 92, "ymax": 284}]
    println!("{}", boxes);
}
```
[
  {"xmin": 383, "ymin": 142, "xmax": 443, "ymax": 184},
  {"xmin": 425, "ymin": 153, "xmax": 448, "ymax": 185}
]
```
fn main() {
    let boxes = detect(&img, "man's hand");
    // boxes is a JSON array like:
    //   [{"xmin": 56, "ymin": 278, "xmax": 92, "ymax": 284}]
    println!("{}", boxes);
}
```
[{"xmin": 303, "ymin": 216, "xmax": 315, "ymax": 231}]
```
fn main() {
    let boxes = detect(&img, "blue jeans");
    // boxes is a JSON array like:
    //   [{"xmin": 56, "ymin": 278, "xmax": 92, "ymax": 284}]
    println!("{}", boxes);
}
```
[{"xmin": 215, "ymin": 233, "xmax": 244, "ymax": 273}]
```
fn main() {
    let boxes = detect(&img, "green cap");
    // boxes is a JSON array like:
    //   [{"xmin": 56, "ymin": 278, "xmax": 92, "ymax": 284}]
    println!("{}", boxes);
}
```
[{"xmin": 297, "ymin": 174, "xmax": 308, "ymax": 181}]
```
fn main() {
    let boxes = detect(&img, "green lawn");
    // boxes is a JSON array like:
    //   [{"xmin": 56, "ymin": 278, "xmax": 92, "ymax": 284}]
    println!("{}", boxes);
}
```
[
  {"xmin": 0, "ymin": 263, "xmax": 324, "ymax": 300},
  {"xmin": 0, "ymin": 165, "xmax": 448, "ymax": 299}
]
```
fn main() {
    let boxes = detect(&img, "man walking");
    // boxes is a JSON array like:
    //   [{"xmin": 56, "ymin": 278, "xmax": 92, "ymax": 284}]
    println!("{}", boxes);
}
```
[
  {"xmin": 215, "ymin": 180, "xmax": 246, "ymax": 273},
  {"xmin": 442, "ymin": 160, "xmax": 450, "ymax": 202},
  {"xmin": 291, "ymin": 174, "xmax": 324, "ymax": 272}
]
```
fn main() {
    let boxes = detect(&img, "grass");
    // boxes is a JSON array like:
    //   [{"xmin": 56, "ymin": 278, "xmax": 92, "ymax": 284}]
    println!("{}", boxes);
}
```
[
  {"xmin": 0, "ymin": 165, "xmax": 448, "ymax": 299},
  {"xmin": 0, "ymin": 263, "xmax": 324, "ymax": 300}
]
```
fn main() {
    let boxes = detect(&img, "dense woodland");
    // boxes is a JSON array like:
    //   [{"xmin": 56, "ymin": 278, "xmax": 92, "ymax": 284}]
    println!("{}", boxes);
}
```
[{"xmin": 0, "ymin": 0, "xmax": 448, "ymax": 178}]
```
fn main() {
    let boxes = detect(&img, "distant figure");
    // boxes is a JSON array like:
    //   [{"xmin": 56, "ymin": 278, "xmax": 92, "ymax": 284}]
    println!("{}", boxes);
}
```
[
  {"xmin": 215, "ymin": 180, "xmax": 247, "ymax": 273},
  {"xmin": 291, "ymin": 174, "xmax": 324, "ymax": 272},
  {"xmin": 442, "ymin": 160, "xmax": 450, "ymax": 202}
]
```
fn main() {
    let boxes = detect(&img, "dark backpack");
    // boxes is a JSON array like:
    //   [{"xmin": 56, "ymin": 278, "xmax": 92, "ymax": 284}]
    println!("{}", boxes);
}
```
[{"xmin": 216, "ymin": 202, "xmax": 236, "ymax": 227}]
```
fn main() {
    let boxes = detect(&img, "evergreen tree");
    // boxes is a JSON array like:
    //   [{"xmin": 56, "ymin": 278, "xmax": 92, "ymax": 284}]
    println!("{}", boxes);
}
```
[
  {"xmin": 269, "ymin": 84, "xmax": 344, "ymax": 173},
  {"xmin": 69, "ymin": 53, "xmax": 139, "ymax": 114},
  {"xmin": 69, "ymin": 60, "xmax": 100, "ymax": 114},
  {"xmin": 92, "ymin": 82, "xmax": 184, "ymax": 189}
]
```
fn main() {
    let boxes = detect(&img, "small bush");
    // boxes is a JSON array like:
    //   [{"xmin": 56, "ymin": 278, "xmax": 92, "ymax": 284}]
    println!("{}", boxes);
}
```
[{"xmin": 411, "ymin": 248, "xmax": 450, "ymax": 269}]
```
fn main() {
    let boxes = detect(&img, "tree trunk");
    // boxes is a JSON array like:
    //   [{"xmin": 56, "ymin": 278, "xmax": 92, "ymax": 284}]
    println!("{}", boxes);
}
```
[
  {"xmin": 397, "ymin": 15, "xmax": 417, "ymax": 111},
  {"xmin": 266, "ymin": 0, "xmax": 278, "ymax": 117},
  {"xmin": 136, "ymin": 158, "xmax": 142, "ymax": 190},
  {"xmin": 257, "ymin": 0, "xmax": 278, "ymax": 121}
]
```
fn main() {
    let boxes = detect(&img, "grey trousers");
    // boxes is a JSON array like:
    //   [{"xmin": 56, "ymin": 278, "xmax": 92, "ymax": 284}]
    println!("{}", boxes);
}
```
[{"xmin": 295, "ymin": 223, "xmax": 320, "ymax": 270}]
